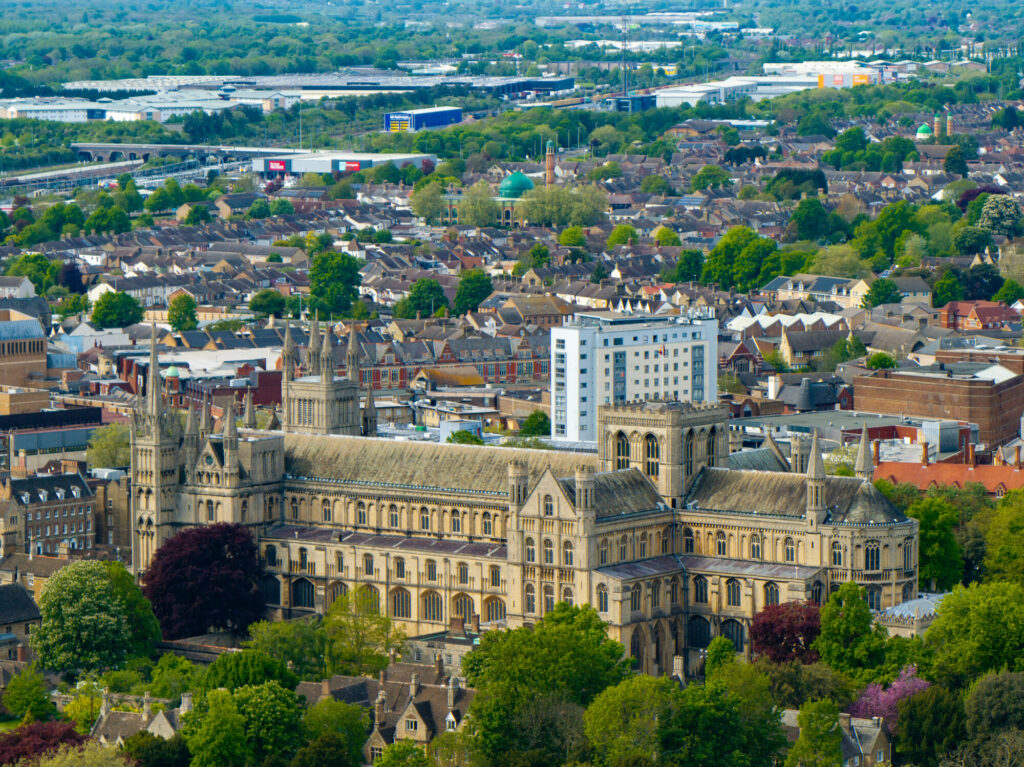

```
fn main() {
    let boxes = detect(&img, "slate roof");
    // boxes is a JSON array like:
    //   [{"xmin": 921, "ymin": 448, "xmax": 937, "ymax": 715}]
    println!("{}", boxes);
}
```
[
  {"xmin": 283, "ymin": 434, "xmax": 595, "ymax": 495},
  {"xmin": 557, "ymin": 469, "xmax": 667, "ymax": 520},
  {"xmin": 0, "ymin": 583, "xmax": 40, "ymax": 623},
  {"xmin": 684, "ymin": 467, "xmax": 907, "ymax": 524}
]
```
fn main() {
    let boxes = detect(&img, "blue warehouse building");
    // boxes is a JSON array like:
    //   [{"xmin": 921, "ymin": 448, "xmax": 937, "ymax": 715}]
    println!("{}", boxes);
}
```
[{"xmin": 384, "ymin": 106, "xmax": 463, "ymax": 133}]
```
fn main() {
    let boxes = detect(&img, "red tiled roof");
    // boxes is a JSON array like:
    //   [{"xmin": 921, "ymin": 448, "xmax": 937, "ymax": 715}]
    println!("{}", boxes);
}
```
[{"xmin": 875, "ymin": 461, "xmax": 1024, "ymax": 494}]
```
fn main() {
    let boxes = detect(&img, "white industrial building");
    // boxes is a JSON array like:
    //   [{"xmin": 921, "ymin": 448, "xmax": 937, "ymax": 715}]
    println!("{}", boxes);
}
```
[
  {"xmin": 252, "ymin": 151, "xmax": 436, "ymax": 177},
  {"xmin": 551, "ymin": 311, "xmax": 718, "ymax": 442}
]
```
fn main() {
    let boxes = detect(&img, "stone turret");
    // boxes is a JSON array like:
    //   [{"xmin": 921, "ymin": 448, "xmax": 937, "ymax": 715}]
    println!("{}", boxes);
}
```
[
  {"xmin": 307, "ymin": 314, "xmax": 322, "ymax": 373},
  {"xmin": 346, "ymin": 324, "xmax": 360, "ymax": 383},
  {"xmin": 320, "ymin": 322, "xmax": 334, "ymax": 381},
  {"xmin": 806, "ymin": 429, "xmax": 826, "ymax": 526},
  {"xmin": 575, "ymin": 464, "xmax": 594, "ymax": 515},
  {"xmin": 507, "ymin": 459, "xmax": 528, "ymax": 512},
  {"xmin": 243, "ymin": 389, "xmax": 256, "ymax": 429},
  {"xmin": 362, "ymin": 384, "xmax": 377, "ymax": 437},
  {"xmin": 855, "ymin": 424, "xmax": 873, "ymax": 482}
]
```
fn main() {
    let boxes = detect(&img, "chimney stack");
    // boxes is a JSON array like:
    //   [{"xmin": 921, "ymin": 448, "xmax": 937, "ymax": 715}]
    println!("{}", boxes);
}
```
[
  {"xmin": 409, "ymin": 673, "xmax": 419, "ymax": 698},
  {"xmin": 447, "ymin": 676, "xmax": 458, "ymax": 709},
  {"xmin": 1016, "ymin": 445, "xmax": 1021, "ymax": 469},
  {"xmin": 872, "ymin": 440, "xmax": 880, "ymax": 465},
  {"xmin": 143, "ymin": 691, "xmax": 152, "ymax": 716},
  {"xmin": 921, "ymin": 441, "xmax": 929, "ymax": 466},
  {"xmin": 180, "ymin": 693, "xmax": 192, "ymax": 713},
  {"xmin": 374, "ymin": 689, "xmax": 386, "ymax": 725}
]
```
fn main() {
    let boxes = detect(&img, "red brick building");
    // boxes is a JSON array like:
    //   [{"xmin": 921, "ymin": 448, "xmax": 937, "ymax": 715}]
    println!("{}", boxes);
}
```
[
  {"xmin": 854, "ymin": 365, "xmax": 1024, "ymax": 447},
  {"xmin": 938, "ymin": 300, "xmax": 1019, "ymax": 331}
]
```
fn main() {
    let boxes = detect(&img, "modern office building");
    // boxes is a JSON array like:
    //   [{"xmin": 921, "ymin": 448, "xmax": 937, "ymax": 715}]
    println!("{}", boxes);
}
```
[{"xmin": 550, "ymin": 311, "xmax": 718, "ymax": 442}]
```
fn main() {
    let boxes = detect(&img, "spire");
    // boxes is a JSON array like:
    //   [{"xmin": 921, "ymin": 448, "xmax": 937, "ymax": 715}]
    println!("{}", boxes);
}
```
[
  {"xmin": 222, "ymin": 401, "xmax": 237, "ymax": 443},
  {"xmin": 347, "ymin": 324, "xmax": 360, "ymax": 383},
  {"xmin": 307, "ymin": 312, "xmax": 322, "ymax": 372},
  {"xmin": 199, "ymin": 393, "xmax": 211, "ymax": 437},
  {"xmin": 282, "ymin": 322, "xmax": 295, "ymax": 379},
  {"xmin": 184, "ymin": 400, "xmax": 197, "ymax": 438},
  {"xmin": 146, "ymin": 321, "xmax": 162, "ymax": 419},
  {"xmin": 855, "ymin": 423, "xmax": 873, "ymax": 481},
  {"xmin": 806, "ymin": 429, "xmax": 825, "ymax": 480},
  {"xmin": 320, "ymin": 322, "xmax": 334, "ymax": 379},
  {"xmin": 243, "ymin": 389, "xmax": 256, "ymax": 429},
  {"xmin": 806, "ymin": 429, "xmax": 826, "ymax": 524}
]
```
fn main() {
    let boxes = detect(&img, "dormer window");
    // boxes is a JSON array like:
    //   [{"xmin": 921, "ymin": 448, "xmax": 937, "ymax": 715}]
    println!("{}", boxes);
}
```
[
  {"xmin": 446, "ymin": 712, "xmax": 457, "ymax": 731},
  {"xmin": 71, "ymin": 487, "xmax": 81, "ymax": 498},
  {"xmin": 20, "ymin": 494, "xmax": 30, "ymax": 504},
  {"xmin": 39, "ymin": 491, "xmax": 47, "ymax": 502},
  {"xmin": 55, "ymin": 489, "xmax": 65, "ymax": 500}
]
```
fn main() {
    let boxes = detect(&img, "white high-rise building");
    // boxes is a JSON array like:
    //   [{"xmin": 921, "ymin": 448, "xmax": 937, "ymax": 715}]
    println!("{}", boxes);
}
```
[{"xmin": 551, "ymin": 311, "xmax": 718, "ymax": 442}]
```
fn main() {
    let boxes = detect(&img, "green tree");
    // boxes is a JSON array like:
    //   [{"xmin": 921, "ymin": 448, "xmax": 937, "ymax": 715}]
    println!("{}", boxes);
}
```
[
  {"xmin": 978, "ymin": 194, "xmax": 1023, "ymax": 237},
  {"xmin": 790, "ymin": 198, "xmax": 831, "ymax": 241},
  {"xmin": 200, "ymin": 649, "xmax": 298, "ymax": 693},
  {"xmin": 952, "ymin": 225, "xmax": 993, "ymax": 256},
  {"xmin": 301, "ymin": 697, "xmax": 367, "ymax": 765},
  {"xmin": 861, "ymin": 278, "xmax": 902, "ymax": 308},
  {"xmin": 964, "ymin": 670, "xmax": 1024, "ymax": 743},
  {"xmin": 606, "ymin": 224, "xmax": 638, "ymax": 248},
  {"xmin": 2, "ymin": 664, "xmax": 54, "ymax": 721},
  {"xmin": 91, "ymin": 291, "xmax": 144, "ymax": 328},
  {"xmin": 458, "ymin": 180, "xmax": 499, "ymax": 227},
  {"xmin": 896, "ymin": 685, "xmax": 966, "ymax": 767},
  {"xmin": 654, "ymin": 227, "xmax": 681, "ymax": 246},
  {"xmin": 453, "ymin": 269, "xmax": 493, "ymax": 315},
  {"xmin": 690, "ymin": 164, "xmax": 732, "ymax": 191},
  {"xmin": 5, "ymin": 253, "xmax": 57, "ymax": 294},
  {"xmin": 558, "ymin": 225, "xmax": 586, "ymax": 248},
  {"xmin": 269, "ymin": 199, "xmax": 294, "ymax": 216},
  {"xmin": 784, "ymin": 699, "xmax": 841, "ymax": 767},
  {"xmin": 249, "ymin": 289, "xmax": 286, "ymax": 317},
  {"xmin": 63, "ymin": 683, "xmax": 103, "ymax": 734},
  {"xmin": 167, "ymin": 294, "xmax": 197, "ymax": 332},
  {"xmin": 31, "ymin": 741, "xmax": 132, "ymax": 766},
  {"xmin": 32, "ymin": 560, "xmax": 130, "ymax": 673},
  {"xmin": 811, "ymin": 582, "xmax": 886, "ymax": 681},
  {"xmin": 519, "ymin": 410, "xmax": 550, "ymax": 437},
  {"xmin": 925, "ymin": 581, "xmax": 1024, "ymax": 688},
  {"xmin": 374, "ymin": 740, "xmax": 429, "ymax": 767},
  {"xmin": 325, "ymin": 588, "xmax": 406, "ymax": 677},
  {"xmin": 410, "ymin": 182, "xmax": 445, "ymax": 224},
  {"xmin": 993, "ymin": 278, "xmax": 1024, "ymax": 304},
  {"xmin": 701, "ymin": 226, "xmax": 758, "ymax": 288},
  {"xmin": 658, "ymin": 680, "xmax": 784, "ymax": 767},
  {"xmin": 704, "ymin": 635, "xmax": 736, "ymax": 680},
  {"xmin": 121, "ymin": 731, "xmax": 191, "ymax": 767},
  {"xmin": 289, "ymin": 733, "xmax": 355, "ymax": 767},
  {"xmin": 932, "ymin": 270, "xmax": 965, "ymax": 307},
  {"xmin": 463, "ymin": 603, "xmax": 630, "ymax": 764},
  {"xmin": 87, "ymin": 423, "xmax": 131, "ymax": 468},
  {"xmin": 186, "ymin": 689, "xmax": 249, "ymax": 767},
  {"xmin": 640, "ymin": 174, "xmax": 669, "ymax": 195},
  {"xmin": 244, "ymin": 619, "xmax": 328, "ymax": 681},
  {"xmin": 183, "ymin": 205, "xmax": 210, "ymax": 226},
  {"xmin": 144, "ymin": 187, "xmax": 172, "ymax": 213},
  {"xmin": 906, "ymin": 497, "xmax": 963, "ymax": 590},
  {"xmin": 753, "ymin": 659, "xmax": 859, "ymax": 711},
  {"xmin": 309, "ymin": 251, "xmax": 362, "ymax": 316},
  {"xmin": 393, "ymin": 278, "xmax": 449, "ymax": 319},
  {"xmin": 865, "ymin": 352, "xmax": 896, "ymax": 369},
  {"xmin": 147, "ymin": 654, "xmax": 197, "ymax": 702},
  {"xmin": 447, "ymin": 430, "xmax": 484, "ymax": 445},
  {"xmin": 982, "ymin": 491, "xmax": 1024, "ymax": 585},
  {"xmin": 55, "ymin": 293, "xmax": 89, "ymax": 320},
  {"xmin": 944, "ymin": 145, "xmax": 968, "ymax": 176},
  {"xmin": 103, "ymin": 560, "xmax": 161, "ymax": 659},
  {"xmin": 583, "ymin": 675, "xmax": 679, "ymax": 767},
  {"xmin": 232, "ymin": 681, "xmax": 304, "ymax": 764}
]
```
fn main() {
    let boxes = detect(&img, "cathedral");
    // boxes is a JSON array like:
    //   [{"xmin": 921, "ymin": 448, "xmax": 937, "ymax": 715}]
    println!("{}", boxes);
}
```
[{"xmin": 131, "ymin": 325, "xmax": 918, "ymax": 677}]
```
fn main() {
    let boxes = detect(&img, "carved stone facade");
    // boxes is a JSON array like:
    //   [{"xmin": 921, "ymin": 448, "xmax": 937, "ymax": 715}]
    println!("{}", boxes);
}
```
[{"xmin": 132, "ymin": 350, "xmax": 918, "ymax": 677}]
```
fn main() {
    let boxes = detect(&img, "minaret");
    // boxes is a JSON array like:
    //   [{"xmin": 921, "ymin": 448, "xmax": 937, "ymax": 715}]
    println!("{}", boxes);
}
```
[
  {"xmin": 854, "ymin": 424, "xmax": 873, "ymax": 482},
  {"xmin": 346, "ymin": 324, "xmax": 360, "ymax": 383},
  {"xmin": 307, "ymin": 313, "xmax": 322, "ymax": 373},
  {"xmin": 362, "ymin": 384, "xmax": 377, "ymax": 437},
  {"xmin": 806, "ymin": 429, "xmax": 827, "ymax": 526},
  {"xmin": 545, "ymin": 140, "xmax": 555, "ymax": 186},
  {"xmin": 243, "ymin": 389, "xmax": 256, "ymax": 429}
]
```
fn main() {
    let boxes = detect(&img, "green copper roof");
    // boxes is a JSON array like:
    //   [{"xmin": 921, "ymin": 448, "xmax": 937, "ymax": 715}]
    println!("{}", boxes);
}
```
[{"xmin": 498, "ymin": 171, "xmax": 534, "ymax": 199}]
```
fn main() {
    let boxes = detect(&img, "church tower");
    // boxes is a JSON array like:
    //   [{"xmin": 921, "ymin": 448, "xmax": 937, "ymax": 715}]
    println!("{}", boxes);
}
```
[
  {"xmin": 280, "ymin": 320, "xmax": 361, "ymax": 436},
  {"xmin": 129, "ymin": 325, "xmax": 182, "ymax": 572}
]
